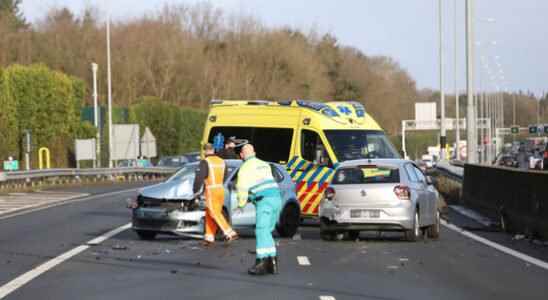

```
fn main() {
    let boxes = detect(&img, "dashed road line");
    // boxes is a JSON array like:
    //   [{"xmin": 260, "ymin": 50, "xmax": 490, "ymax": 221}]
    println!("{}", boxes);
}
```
[
  {"xmin": 0, "ymin": 222, "xmax": 131, "ymax": 299},
  {"xmin": 319, "ymin": 296, "xmax": 336, "ymax": 300},
  {"xmin": 297, "ymin": 256, "xmax": 311, "ymax": 266},
  {"xmin": 441, "ymin": 219, "xmax": 548, "ymax": 271}
]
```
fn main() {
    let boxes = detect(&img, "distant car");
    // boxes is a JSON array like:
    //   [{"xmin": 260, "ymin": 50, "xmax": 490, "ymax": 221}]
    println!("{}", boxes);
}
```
[
  {"xmin": 496, "ymin": 154, "xmax": 518, "ymax": 168},
  {"xmin": 117, "ymin": 160, "xmax": 137, "ymax": 168},
  {"xmin": 156, "ymin": 156, "xmax": 189, "ymax": 168},
  {"xmin": 319, "ymin": 159, "xmax": 440, "ymax": 242},
  {"xmin": 129, "ymin": 160, "xmax": 300, "ymax": 240}
]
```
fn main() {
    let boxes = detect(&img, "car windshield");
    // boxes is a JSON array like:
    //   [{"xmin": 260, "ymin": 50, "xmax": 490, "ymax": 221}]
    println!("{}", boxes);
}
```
[
  {"xmin": 167, "ymin": 165, "xmax": 197, "ymax": 182},
  {"xmin": 324, "ymin": 130, "xmax": 400, "ymax": 161},
  {"xmin": 333, "ymin": 165, "xmax": 400, "ymax": 184}
]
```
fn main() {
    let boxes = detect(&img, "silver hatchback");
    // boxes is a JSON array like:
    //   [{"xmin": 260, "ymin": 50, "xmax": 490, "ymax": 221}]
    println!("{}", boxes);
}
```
[{"xmin": 319, "ymin": 159, "xmax": 440, "ymax": 241}]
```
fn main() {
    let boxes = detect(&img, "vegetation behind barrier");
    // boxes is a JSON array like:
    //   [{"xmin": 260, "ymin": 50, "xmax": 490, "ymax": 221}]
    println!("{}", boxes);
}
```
[{"xmin": 128, "ymin": 97, "xmax": 207, "ymax": 156}]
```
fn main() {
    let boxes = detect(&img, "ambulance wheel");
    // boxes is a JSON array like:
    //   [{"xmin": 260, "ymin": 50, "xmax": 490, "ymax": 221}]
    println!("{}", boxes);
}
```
[{"xmin": 276, "ymin": 203, "xmax": 300, "ymax": 238}]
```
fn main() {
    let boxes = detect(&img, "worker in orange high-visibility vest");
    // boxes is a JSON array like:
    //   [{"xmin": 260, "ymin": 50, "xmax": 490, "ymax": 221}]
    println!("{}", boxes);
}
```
[{"xmin": 194, "ymin": 143, "xmax": 238, "ymax": 246}]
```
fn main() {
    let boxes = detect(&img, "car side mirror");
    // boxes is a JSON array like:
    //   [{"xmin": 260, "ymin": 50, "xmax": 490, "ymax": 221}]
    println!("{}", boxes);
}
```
[{"xmin": 426, "ymin": 176, "xmax": 436, "ymax": 186}]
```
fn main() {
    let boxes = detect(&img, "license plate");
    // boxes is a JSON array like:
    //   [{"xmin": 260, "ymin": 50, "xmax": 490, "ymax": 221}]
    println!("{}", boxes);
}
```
[
  {"xmin": 351, "ymin": 209, "xmax": 380, "ymax": 218},
  {"xmin": 140, "ymin": 210, "xmax": 167, "ymax": 219}
]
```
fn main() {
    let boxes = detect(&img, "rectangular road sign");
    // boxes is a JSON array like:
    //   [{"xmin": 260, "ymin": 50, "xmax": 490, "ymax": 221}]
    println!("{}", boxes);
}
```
[{"xmin": 511, "ymin": 126, "xmax": 519, "ymax": 134}]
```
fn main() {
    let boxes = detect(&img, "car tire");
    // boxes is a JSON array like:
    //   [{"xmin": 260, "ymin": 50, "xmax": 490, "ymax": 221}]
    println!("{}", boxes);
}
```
[
  {"xmin": 347, "ymin": 230, "xmax": 360, "ymax": 241},
  {"xmin": 426, "ymin": 210, "xmax": 440, "ymax": 239},
  {"xmin": 404, "ymin": 211, "xmax": 421, "ymax": 242},
  {"xmin": 276, "ymin": 203, "xmax": 300, "ymax": 238},
  {"xmin": 136, "ymin": 230, "xmax": 157, "ymax": 240}
]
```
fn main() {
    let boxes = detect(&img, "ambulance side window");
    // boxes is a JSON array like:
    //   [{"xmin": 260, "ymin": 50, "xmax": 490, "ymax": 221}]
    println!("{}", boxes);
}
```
[{"xmin": 301, "ymin": 130, "xmax": 331, "ymax": 166}]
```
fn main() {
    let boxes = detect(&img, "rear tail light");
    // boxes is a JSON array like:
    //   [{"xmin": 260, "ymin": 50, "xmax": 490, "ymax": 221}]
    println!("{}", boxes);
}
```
[
  {"xmin": 544, "ymin": 151, "xmax": 548, "ymax": 159},
  {"xmin": 325, "ymin": 187, "xmax": 336, "ymax": 201},
  {"xmin": 394, "ymin": 185, "xmax": 411, "ymax": 200}
]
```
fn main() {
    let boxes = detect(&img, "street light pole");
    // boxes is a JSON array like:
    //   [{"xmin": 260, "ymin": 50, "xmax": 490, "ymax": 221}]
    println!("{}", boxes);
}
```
[
  {"xmin": 91, "ymin": 63, "xmax": 100, "ymax": 168},
  {"xmin": 106, "ymin": 10, "xmax": 114, "ymax": 168},
  {"xmin": 454, "ymin": 0, "xmax": 460, "ymax": 161},
  {"xmin": 439, "ymin": 0, "xmax": 447, "ymax": 160},
  {"xmin": 465, "ymin": 0, "xmax": 477, "ymax": 163}
]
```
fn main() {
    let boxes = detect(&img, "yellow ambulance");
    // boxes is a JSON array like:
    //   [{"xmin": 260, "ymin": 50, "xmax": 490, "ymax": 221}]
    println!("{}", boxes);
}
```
[{"xmin": 201, "ymin": 100, "xmax": 400, "ymax": 217}]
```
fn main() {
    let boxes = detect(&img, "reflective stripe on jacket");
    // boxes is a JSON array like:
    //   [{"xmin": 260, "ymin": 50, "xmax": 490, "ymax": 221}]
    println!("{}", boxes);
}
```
[
  {"xmin": 236, "ymin": 156, "xmax": 277, "ymax": 207},
  {"xmin": 205, "ymin": 156, "xmax": 225, "ymax": 189}
]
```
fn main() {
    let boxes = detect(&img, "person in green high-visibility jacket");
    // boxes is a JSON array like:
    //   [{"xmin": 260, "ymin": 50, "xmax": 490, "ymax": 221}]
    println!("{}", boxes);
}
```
[{"xmin": 235, "ymin": 144, "xmax": 282, "ymax": 275}]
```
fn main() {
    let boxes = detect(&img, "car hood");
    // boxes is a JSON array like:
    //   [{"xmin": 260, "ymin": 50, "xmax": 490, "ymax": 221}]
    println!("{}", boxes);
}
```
[{"xmin": 140, "ymin": 177, "xmax": 197, "ymax": 200}]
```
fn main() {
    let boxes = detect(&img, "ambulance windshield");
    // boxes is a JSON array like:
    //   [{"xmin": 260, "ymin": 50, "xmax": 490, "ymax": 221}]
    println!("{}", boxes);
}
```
[{"xmin": 324, "ymin": 130, "xmax": 400, "ymax": 161}]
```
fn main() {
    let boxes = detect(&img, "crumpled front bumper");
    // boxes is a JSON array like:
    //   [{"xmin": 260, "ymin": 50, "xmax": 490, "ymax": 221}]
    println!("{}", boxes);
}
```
[{"xmin": 132, "ymin": 208, "xmax": 205, "ymax": 237}]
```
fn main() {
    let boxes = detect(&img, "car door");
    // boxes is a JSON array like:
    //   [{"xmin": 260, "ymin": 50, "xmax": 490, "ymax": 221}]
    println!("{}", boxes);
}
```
[
  {"xmin": 404, "ymin": 163, "xmax": 428, "ymax": 226},
  {"xmin": 226, "ymin": 167, "xmax": 256, "ymax": 226},
  {"xmin": 411, "ymin": 165, "xmax": 434, "ymax": 226}
]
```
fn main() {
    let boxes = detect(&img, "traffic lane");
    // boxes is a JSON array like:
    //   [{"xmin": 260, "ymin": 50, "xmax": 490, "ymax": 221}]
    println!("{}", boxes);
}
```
[
  {"xmin": 446, "ymin": 207, "xmax": 548, "ymax": 263},
  {"xmin": 0, "ymin": 184, "xmax": 148, "ymax": 287},
  {"xmin": 6, "ymin": 229, "xmax": 350, "ymax": 300},
  {"xmin": 7, "ymin": 224, "xmax": 548, "ymax": 300},
  {"xmin": 296, "ymin": 228, "xmax": 548, "ymax": 300}
]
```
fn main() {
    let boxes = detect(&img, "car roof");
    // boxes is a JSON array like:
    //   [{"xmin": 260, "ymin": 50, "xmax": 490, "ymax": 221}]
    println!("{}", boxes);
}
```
[{"xmin": 336, "ymin": 158, "xmax": 411, "ymax": 168}]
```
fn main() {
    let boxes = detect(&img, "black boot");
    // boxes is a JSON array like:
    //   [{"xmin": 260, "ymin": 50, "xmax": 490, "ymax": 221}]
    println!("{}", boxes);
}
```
[
  {"xmin": 267, "ymin": 256, "xmax": 279, "ymax": 274},
  {"xmin": 248, "ymin": 258, "xmax": 269, "ymax": 275}
]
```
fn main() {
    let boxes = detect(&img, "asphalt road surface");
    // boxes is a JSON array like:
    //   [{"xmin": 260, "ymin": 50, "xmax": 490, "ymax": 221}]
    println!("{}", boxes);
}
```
[{"xmin": 1, "ymin": 183, "xmax": 547, "ymax": 300}]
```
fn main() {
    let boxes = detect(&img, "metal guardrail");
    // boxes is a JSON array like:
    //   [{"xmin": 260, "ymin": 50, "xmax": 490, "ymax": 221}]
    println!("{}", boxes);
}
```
[
  {"xmin": 0, "ymin": 167, "xmax": 177, "ymax": 182},
  {"xmin": 435, "ymin": 160, "xmax": 464, "ymax": 182}
]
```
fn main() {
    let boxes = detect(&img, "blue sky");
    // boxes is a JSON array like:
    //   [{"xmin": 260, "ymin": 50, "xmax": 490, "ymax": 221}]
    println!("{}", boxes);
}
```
[{"xmin": 21, "ymin": 0, "xmax": 548, "ymax": 96}]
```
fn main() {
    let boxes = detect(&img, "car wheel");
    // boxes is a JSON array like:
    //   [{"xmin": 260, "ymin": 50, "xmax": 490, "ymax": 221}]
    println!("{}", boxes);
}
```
[
  {"xmin": 347, "ymin": 230, "xmax": 360, "ymax": 240},
  {"xmin": 276, "ymin": 203, "xmax": 300, "ymax": 238},
  {"xmin": 427, "ymin": 210, "xmax": 440, "ymax": 239},
  {"xmin": 136, "ymin": 230, "xmax": 157, "ymax": 240},
  {"xmin": 404, "ymin": 211, "xmax": 421, "ymax": 242}
]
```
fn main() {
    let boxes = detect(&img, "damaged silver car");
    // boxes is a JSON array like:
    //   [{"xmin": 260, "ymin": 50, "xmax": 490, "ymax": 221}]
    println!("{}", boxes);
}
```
[{"xmin": 129, "ymin": 160, "xmax": 300, "ymax": 240}]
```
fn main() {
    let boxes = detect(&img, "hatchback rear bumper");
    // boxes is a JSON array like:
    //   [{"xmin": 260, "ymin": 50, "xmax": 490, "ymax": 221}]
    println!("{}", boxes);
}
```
[{"xmin": 320, "ymin": 201, "xmax": 415, "ymax": 231}]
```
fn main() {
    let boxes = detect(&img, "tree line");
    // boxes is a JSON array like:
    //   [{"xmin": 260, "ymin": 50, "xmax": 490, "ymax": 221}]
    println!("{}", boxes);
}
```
[{"xmin": 1, "ymin": 0, "xmax": 547, "ymax": 166}]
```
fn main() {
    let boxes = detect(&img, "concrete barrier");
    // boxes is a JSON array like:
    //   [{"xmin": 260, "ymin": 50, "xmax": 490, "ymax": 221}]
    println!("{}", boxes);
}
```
[{"xmin": 463, "ymin": 164, "xmax": 548, "ymax": 239}]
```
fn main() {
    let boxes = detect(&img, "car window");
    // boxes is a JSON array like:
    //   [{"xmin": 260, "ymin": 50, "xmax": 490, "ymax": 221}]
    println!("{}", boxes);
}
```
[
  {"xmin": 412, "ymin": 166, "xmax": 426, "ymax": 182},
  {"xmin": 301, "ymin": 129, "xmax": 332, "ymax": 166},
  {"xmin": 333, "ymin": 165, "xmax": 399, "ymax": 185},
  {"xmin": 404, "ymin": 164, "xmax": 419, "ymax": 183}
]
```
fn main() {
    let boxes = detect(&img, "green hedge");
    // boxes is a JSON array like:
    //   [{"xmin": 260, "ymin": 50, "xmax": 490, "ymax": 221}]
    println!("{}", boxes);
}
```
[
  {"xmin": 0, "ymin": 64, "xmax": 88, "ymax": 167},
  {"xmin": 0, "ymin": 68, "xmax": 19, "ymax": 160},
  {"xmin": 129, "ymin": 97, "xmax": 207, "ymax": 157}
]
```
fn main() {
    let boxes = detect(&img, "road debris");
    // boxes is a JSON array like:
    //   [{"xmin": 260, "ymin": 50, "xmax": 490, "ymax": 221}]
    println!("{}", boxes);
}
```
[
  {"xmin": 170, "ymin": 269, "xmax": 178, "ymax": 274},
  {"xmin": 112, "ymin": 244, "xmax": 128, "ymax": 250},
  {"xmin": 513, "ymin": 234, "xmax": 526, "ymax": 241}
]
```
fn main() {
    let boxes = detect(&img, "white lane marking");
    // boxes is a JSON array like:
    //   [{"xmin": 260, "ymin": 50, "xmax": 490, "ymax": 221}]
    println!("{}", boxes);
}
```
[
  {"xmin": 441, "ymin": 219, "xmax": 548, "ymax": 271},
  {"xmin": 297, "ymin": 256, "xmax": 311, "ymax": 266},
  {"xmin": 0, "ymin": 188, "xmax": 138, "ymax": 220},
  {"xmin": 319, "ymin": 296, "xmax": 336, "ymax": 300},
  {"xmin": 0, "ymin": 222, "xmax": 131, "ymax": 299}
]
